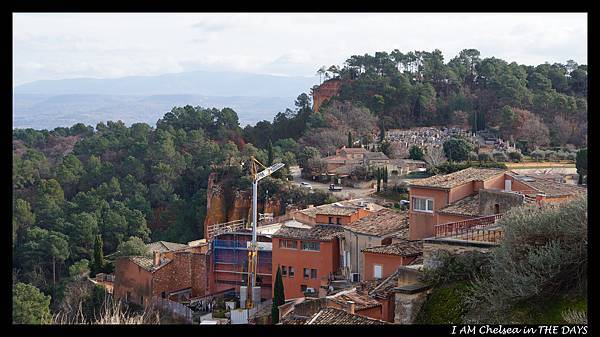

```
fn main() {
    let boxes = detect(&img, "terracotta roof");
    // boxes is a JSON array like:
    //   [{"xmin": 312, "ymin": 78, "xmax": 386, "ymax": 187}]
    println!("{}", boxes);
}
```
[
  {"xmin": 279, "ymin": 315, "xmax": 310, "ymax": 325},
  {"xmin": 364, "ymin": 152, "xmax": 389, "ymax": 161},
  {"xmin": 272, "ymin": 224, "xmax": 345, "ymax": 241},
  {"xmin": 361, "ymin": 270, "xmax": 402, "ymax": 299},
  {"xmin": 346, "ymin": 209, "xmax": 409, "ymax": 237},
  {"xmin": 128, "ymin": 256, "xmax": 171, "ymax": 272},
  {"xmin": 517, "ymin": 177, "xmax": 587, "ymax": 197},
  {"xmin": 329, "ymin": 289, "xmax": 382, "ymax": 310},
  {"xmin": 146, "ymin": 241, "xmax": 188, "ymax": 253},
  {"xmin": 313, "ymin": 203, "xmax": 363, "ymax": 216},
  {"xmin": 361, "ymin": 240, "xmax": 423, "ymax": 257},
  {"xmin": 410, "ymin": 167, "xmax": 505, "ymax": 189},
  {"xmin": 306, "ymin": 307, "xmax": 388, "ymax": 325},
  {"xmin": 438, "ymin": 194, "xmax": 481, "ymax": 216},
  {"xmin": 339, "ymin": 147, "xmax": 369, "ymax": 154}
]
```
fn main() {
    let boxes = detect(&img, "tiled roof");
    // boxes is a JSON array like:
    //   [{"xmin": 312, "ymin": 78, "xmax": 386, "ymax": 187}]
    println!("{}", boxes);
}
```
[
  {"xmin": 438, "ymin": 194, "xmax": 481, "ymax": 216},
  {"xmin": 306, "ymin": 307, "xmax": 389, "ymax": 325},
  {"xmin": 272, "ymin": 224, "xmax": 345, "ymax": 241},
  {"xmin": 146, "ymin": 241, "xmax": 188, "ymax": 253},
  {"xmin": 517, "ymin": 177, "xmax": 587, "ymax": 197},
  {"xmin": 329, "ymin": 289, "xmax": 382, "ymax": 310},
  {"xmin": 364, "ymin": 152, "xmax": 389, "ymax": 161},
  {"xmin": 361, "ymin": 270, "xmax": 402, "ymax": 299},
  {"xmin": 128, "ymin": 256, "xmax": 171, "ymax": 272},
  {"xmin": 346, "ymin": 209, "xmax": 409, "ymax": 237},
  {"xmin": 340, "ymin": 147, "xmax": 369, "ymax": 154},
  {"xmin": 279, "ymin": 315, "xmax": 310, "ymax": 325},
  {"xmin": 361, "ymin": 240, "xmax": 423, "ymax": 257},
  {"xmin": 313, "ymin": 203, "xmax": 363, "ymax": 216},
  {"xmin": 410, "ymin": 167, "xmax": 505, "ymax": 189}
]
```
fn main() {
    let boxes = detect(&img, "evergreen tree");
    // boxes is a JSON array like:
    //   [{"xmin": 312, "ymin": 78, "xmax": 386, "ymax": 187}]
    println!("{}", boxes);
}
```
[
  {"xmin": 347, "ymin": 131, "xmax": 353, "ymax": 148},
  {"xmin": 13, "ymin": 282, "xmax": 51, "ymax": 324},
  {"xmin": 383, "ymin": 166, "xmax": 388, "ymax": 191},
  {"xmin": 91, "ymin": 234, "xmax": 104, "ymax": 276},
  {"xmin": 271, "ymin": 265, "xmax": 285, "ymax": 324},
  {"xmin": 267, "ymin": 140, "xmax": 274, "ymax": 166},
  {"xmin": 379, "ymin": 120, "xmax": 386, "ymax": 142},
  {"xmin": 376, "ymin": 168, "xmax": 381, "ymax": 193}
]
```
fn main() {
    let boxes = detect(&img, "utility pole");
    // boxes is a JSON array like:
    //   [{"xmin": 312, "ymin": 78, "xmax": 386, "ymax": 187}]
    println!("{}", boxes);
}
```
[{"xmin": 244, "ymin": 156, "xmax": 284, "ymax": 310}]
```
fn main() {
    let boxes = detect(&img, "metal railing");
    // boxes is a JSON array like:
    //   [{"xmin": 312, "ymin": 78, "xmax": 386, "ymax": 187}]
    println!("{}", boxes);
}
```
[
  {"xmin": 449, "ymin": 227, "xmax": 504, "ymax": 243},
  {"xmin": 206, "ymin": 219, "xmax": 246, "ymax": 239},
  {"xmin": 434, "ymin": 214, "xmax": 503, "ymax": 237}
]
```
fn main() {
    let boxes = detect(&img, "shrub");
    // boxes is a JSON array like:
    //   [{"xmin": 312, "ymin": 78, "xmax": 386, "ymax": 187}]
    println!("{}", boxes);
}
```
[
  {"xmin": 531, "ymin": 150, "xmax": 546, "ymax": 161},
  {"xmin": 492, "ymin": 151, "xmax": 508, "ymax": 162},
  {"xmin": 545, "ymin": 150, "xmax": 557, "ymax": 161},
  {"xmin": 468, "ymin": 151, "xmax": 478, "ymax": 161},
  {"xmin": 508, "ymin": 151, "xmax": 523, "ymax": 162},
  {"xmin": 478, "ymin": 152, "xmax": 492, "ymax": 163},
  {"xmin": 467, "ymin": 196, "xmax": 588, "ymax": 322}
]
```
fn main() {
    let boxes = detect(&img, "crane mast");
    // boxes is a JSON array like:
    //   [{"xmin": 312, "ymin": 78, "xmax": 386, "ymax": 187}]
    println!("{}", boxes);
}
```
[{"xmin": 245, "ymin": 156, "xmax": 284, "ymax": 309}]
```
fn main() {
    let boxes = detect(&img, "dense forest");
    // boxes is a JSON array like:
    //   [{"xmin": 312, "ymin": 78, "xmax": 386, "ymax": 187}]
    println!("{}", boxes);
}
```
[
  {"xmin": 244, "ymin": 49, "xmax": 587, "ymax": 155},
  {"xmin": 12, "ymin": 48, "xmax": 587, "ymax": 321}
]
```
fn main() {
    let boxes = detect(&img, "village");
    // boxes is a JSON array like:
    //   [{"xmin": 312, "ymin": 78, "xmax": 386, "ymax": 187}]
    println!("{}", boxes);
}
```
[{"xmin": 90, "ymin": 141, "xmax": 586, "ymax": 325}]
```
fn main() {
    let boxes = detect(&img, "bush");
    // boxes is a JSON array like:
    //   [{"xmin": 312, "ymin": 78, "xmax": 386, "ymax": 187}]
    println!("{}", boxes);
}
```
[
  {"xmin": 492, "ymin": 151, "xmax": 508, "ymax": 162},
  {"xmin": 468, "ymin": 151, "xmax": 478, "ymax": 161},
  {"xmin": 478, "ymin": 152, "xmax": 492, "ymax": 163},
  {"xmin": 531, "ymin": 150, "xmax": 546, "ymax": 161},
  {"xmin": 415, "ymin": 282, "xmax": 470, "ymax": 324},
  {"xmin": 421, "ymin": 250, "xmax": 492, "ymax": 285},
  {"xmin": 545, "ymin": 150, "xmax": 557, "ymax": 161},
  {"xmin": 467, "ymin": 196, "xmax": 588, "ymax": 322},
  {"xmin": 508, "ymin": 151, "xmax": 523, "ymax": 162}
]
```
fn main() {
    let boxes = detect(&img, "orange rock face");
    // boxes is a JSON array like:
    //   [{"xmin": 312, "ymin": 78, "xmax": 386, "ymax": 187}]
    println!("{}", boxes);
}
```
[{"xmin": 312, "ymin": 78, "xmax": 342, "ymax": 112}]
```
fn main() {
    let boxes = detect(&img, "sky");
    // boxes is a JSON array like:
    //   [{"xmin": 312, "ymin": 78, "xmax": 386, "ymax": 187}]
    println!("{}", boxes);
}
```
[{"xmin": 13, "ymin": 13, "xmax": 588, "ymax": 86}]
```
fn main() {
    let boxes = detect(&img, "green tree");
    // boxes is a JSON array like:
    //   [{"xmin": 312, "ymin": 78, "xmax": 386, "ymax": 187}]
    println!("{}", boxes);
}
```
[
  {"xmin": 91, "ymin": 235, "xmax": 104, "ymax": 276},
  {"xmin": 347, "ymin": 131, "xmax": 353, "ymax": 148},
  {"xmin": 443, "ymin": 138, "xmax": 473, "ymax": 162},
  {"xmin": 13, "ymin": 282, "xmax": 51, "ymax": 324},
  {"xmin": 271, "ymin": 265, "xmax": 285, "ymax": 324},
  {"xmin": 68, "ymin": 259, "xmax": 90, "ymax": 280},
  {"xmin": 379, "ymin": 120, "xmax": 386, "ymax": 142},
  {"xmin": 113, "ymin": 236, "xmax": 149, "ymax": 258},
  {"xmin": 267, "ymin": 140, "xmax": 274, "ymax": 166},
  {"xmin": 576, "ymin": 148, "xmax": 587, "ymax": 185},
  {"xmin": 13, "ymin": 198, "xmax": 35, "ymax": 243},
  {"xmin": 376, "ymin": 168, "xmax": 381, "ymax": 193},
  {"xmin": 409, "ymin": 145, "xmax": 424, "ymax": 160}
]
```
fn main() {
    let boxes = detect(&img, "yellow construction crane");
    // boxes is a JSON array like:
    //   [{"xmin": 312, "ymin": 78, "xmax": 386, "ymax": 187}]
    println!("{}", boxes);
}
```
[{"xmin": 245, "ymin": 156, "xmax": 284, "ymax": 309}]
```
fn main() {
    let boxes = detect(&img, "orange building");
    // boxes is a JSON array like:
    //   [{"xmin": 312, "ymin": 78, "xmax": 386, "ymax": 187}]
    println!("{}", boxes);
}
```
[
  {"xmin": 271, "ymin": 224, "xmax": 344, "ymax": 299},
  {"xmin": 408, "ymin": 167, "xmax": 588, "ymax": 240},
  {"xmin": 113, "ymin": 250, "xmax": 209, "ymax": 307},
  {"xmin": 293, "ymin": 201, "xmax": 374, "ymax": 226},
  {"xmin": 362, "ymin": 241, "xmax": 422, "ymax": 281}
]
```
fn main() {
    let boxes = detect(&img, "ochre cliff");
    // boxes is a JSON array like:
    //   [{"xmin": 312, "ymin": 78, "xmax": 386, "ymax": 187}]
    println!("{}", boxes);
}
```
[{"xmin": 312, "ymin": 78, "xmax": 342, "ymax": 112}]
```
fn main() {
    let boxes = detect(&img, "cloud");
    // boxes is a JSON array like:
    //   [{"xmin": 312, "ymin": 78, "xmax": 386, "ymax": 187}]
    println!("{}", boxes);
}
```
[{"xmin": 13, "ymin": 13, "xmax": 587, "ymax": 86}]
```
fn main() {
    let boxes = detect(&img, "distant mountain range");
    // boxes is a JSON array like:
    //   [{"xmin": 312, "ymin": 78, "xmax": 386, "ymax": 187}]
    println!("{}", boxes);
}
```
[{"xmin": 13, "ymin": 70, "xmax": 318, "ymax": 130}]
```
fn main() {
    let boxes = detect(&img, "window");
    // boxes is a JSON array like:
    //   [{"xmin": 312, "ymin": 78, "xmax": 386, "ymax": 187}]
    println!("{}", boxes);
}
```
[
  {"xmin": 412, "ymin": 197, "xmax": 434, "ymax": 212},
  {"xmin": 281, "ymin": 266, "xmax": 287, "ymax": 277},
  {"xmin": 140, "ymin": 295, "xmax": 144, "ymax": 305},
  {"xmin": 161, "ymin": 292, "xmax": 166, "ymax": 299},
  {"xmin": 301, "ymin": 284, "xmax": 307, "ymax": 292},
  {"xmin": 311, "ymin": 269, "xmax": 317, "ymax": 279},
  {"xmin": 328, "ymin": 216, "xmax": 333, "ymax": 224},
  {"xmin": 126, "ymin": 291, "xmax": 131, "ymax": 302},
  {"xmin": 304, "ymin": 268, "xmax": 310, "ymax": 279},
  {"xmin": 336, "ymin": 217, "xmax": 341, "ymax": 225},
  {"xmin": 301, "ymin": 241, "xmax": 320, "ymax": 251},
  {"xmin": 374, "ymin": 265, "xmax": 383, "ymax": 279},
  {"xmin": 289, "ymin": 267, "xmax": 295, "ymax": 277},
  {"xmin": 280, "ymin": 239, "xmax": 297, "ymax": 249},
  {"xmin": 494, "ymin": 204, "xmax": 500, "ymax": 214}
]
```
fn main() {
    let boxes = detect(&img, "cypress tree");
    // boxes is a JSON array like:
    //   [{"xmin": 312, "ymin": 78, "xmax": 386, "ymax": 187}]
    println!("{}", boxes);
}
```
[
  {"xmin": 379, "ymin": 120, "xmax": 386, "ymax": 142},
  {"xmin": 376, "ymin": 168, "xmax": 381, "ymax": 193},
  {"xmin": 347, "ymin": 131, "xmax": 353, "ymax": 148},
  {"xmin": 271, "ymin": 265, "xmax": 285, "ymax": 324},
  {"xmin": 92, "ymin": 234, "xmax": 104, "ymax": 276},
  {"xmin": 383, "ymin": 166, "xmax": 388, "ymax": 191},
  {"xmin": 267, "ymin": 140, "xmax": 274, "ymax": 166}
]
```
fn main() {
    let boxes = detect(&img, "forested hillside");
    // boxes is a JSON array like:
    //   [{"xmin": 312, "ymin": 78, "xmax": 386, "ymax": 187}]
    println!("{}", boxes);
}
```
[
  {"xmin": 243, "ymin": 49, "xmax": 587, "ymax": 154},
  {"xmin": 12, "ymin": 48, "xmax": 587, "ymax": 319}
]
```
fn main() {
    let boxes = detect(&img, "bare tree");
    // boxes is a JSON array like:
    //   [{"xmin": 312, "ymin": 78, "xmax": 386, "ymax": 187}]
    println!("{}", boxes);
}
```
[{"xmin": 423, "ymin": 145, "xmax": 447, "ymax": 169}]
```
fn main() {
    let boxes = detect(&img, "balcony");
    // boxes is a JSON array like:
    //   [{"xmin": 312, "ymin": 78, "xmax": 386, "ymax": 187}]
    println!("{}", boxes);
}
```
[{"xmin": 431, "ymin": 214, "xmax": 504, "ymax": 245}]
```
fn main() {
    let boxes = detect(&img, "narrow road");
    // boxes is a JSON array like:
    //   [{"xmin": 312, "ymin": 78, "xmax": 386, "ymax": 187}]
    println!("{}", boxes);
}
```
[{"xmin": 289, "ymin": 166, "xmax": 375, "ymax": 200}]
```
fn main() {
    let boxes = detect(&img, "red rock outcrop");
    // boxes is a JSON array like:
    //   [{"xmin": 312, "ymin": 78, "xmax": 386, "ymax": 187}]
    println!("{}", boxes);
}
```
[{"xmin": 312, "ymin": 78, "xmax": 342, "ymax": 112}]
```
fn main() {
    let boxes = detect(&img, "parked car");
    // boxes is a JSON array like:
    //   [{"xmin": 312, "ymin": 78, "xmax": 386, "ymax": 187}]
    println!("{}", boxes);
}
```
[
  {"xmin": 329, "ymin": 184, "xmax": 343, "ymax": 191},
  {"xmin": 300, "ymin": 182, "xmax": 312, "ymax": 189}
]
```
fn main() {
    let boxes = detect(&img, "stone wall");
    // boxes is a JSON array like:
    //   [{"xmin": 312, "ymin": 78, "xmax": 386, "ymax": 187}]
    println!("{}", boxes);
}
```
[
  {"xmin": 479, "ymin": 189, "xmax": 524, "ymax": 215},
  {"xmin": 422, "ymin": 240, "xmax": 495, "ymax": 270},
  {"xmin": 152, "ymin": 252, "xmax": 209, "ymax": 299},
  {"xmin": 394, "ymin": 290, "xmax": 430, "ymax": 324}
]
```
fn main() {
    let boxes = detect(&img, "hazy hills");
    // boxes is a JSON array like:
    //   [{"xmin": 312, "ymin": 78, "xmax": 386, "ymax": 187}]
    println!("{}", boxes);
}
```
[{"xmin": 13, "ymin": 70, "xmax": 318, "ymax": 130}]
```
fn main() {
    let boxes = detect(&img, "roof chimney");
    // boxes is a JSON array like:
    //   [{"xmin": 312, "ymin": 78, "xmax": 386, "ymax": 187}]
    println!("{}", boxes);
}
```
[
  {"xmin": 153, "ymin": 251, "xmax": 161, "ymax": 266},
  {"xmin": 347, "ymin": 301, "xmax": 355, "ymax": 315}
]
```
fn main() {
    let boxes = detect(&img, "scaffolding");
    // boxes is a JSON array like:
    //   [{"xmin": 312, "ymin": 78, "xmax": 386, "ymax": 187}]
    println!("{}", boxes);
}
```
[{"xmin": 212, "ymin": 232, "xmax": 273, "ymax": 295}]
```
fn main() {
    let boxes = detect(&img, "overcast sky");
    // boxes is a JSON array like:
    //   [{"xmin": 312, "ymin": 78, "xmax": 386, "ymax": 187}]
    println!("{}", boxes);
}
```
[{"xmin": 13, "ymin": 13, "xmax": 587, "ymax": 86}]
